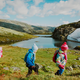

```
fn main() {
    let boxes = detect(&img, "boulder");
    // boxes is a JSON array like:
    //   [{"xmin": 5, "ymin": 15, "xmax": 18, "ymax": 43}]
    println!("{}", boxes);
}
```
[
  {"xmin": 66, "ymin": 66, "xmax": 73, "ymax": 71},
  {"xmin": 52, "ymin": 21, "xmax": 80, "ymax": 41}
]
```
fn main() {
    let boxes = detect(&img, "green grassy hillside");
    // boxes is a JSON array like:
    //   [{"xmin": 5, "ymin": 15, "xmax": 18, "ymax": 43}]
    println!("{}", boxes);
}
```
[
  {"xmin": 0, "ymin": 19, "xmax": 55, "ymax": 34},
  {"xmin": 0, "ymin": 26, "xmax": 37, "ymax": 44},
  {"xmin": 0, "ymin": 45, "xmax": 80, "ymax": 80}
]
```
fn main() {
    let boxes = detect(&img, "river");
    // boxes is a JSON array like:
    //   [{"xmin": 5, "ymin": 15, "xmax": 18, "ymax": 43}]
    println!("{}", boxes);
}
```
[{"xmin": 11, "ymin": 35, "xmax": 80, "ymax": 49}]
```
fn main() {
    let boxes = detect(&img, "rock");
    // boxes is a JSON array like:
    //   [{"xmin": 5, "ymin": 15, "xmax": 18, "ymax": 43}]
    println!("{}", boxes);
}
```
[
  {"xmin": 66, "ymin": 66, "xmax": 73, "ymax": 71},
  {"xmin": 3, "ymin": 67, "xmax": 9, "ymax": 70},
  {"xmin": 78, "ymin": 65, "xmax": 80, "ymax": 68},
  {"xmin": 72, "ymin": 65, "xmax": 78, "ymax": 68},
  {"xmin": 10, "ymin": 67, "xmax": 21, "ymax": 71},
  {"xmin": 74, "ymin": 46, "xmax": 80, "ymax": 50},
  {"xmin": 76, "ymin": 57, "xmax": 80, "ymax": 60},
  {"xmin": 35, "ymin": 63, "xmax": 43, "ymax": 69},
  {"xmin": 52, "ymin": 21, "xmax": 79, "ymax": 41},
  {"xmin": 47, "ymin": 66, "xmax": 51, "ymax": 69}
]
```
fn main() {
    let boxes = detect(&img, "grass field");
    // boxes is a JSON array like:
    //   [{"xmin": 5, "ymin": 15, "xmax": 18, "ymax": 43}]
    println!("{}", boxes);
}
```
[{"xmin": 0, "ymin": 45, "xmax": 80, "ymax": 80}]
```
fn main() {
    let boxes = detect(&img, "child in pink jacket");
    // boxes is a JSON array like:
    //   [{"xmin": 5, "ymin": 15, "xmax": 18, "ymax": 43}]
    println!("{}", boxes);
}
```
[
  {"xmin": 0, "ymin": 47, "xmax": 3, "ymax": 58},
  {"xmin": 55, "ymin": 42, "xmax": 68, "ymax": 75}
]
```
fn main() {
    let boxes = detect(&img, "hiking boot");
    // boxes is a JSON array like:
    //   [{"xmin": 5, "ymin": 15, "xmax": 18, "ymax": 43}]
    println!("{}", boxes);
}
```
[{"xmin": 55, "ymin": 70, "xmax": 59, "ymax": 75}]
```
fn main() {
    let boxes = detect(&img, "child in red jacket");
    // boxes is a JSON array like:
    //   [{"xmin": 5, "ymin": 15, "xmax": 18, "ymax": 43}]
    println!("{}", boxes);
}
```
[{"xmin": 55, "ymin": 42, "xmax": 68, "ymax": 75}]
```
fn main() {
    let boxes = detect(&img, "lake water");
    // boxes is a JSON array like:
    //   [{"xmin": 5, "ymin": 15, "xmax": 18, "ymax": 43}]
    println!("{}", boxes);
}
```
[{"xmin": 11, "ymin": 35, "xmax": 80, "ymax": 49}]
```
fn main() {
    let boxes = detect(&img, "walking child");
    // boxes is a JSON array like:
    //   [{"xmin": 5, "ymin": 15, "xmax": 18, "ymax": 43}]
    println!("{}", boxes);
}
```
[
  {"xmin": 0, "ymin": 47, "xmax": 3, "ymax": 58},
  {"xmin": 24, "ymin": 43, "xmax": 38, "ymax": 77},
  {"xmin": 53, "ymin": 42, "xmax": 68, "ymax": 75}
]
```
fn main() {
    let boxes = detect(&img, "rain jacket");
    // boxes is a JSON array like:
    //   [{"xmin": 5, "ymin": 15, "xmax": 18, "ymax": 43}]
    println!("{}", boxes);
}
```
[
  {"xmin": 56, "ymin": 48, "xmax": 67, "ymax": 69},
  {"xmin": 24, "ymin": 49, "xmax": 35, "ymax": 67}
]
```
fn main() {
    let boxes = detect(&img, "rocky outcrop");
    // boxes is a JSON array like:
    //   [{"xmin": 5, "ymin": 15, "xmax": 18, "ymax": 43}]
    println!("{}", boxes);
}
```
[
  {"xmin": 52, "ymin": 21, "xmax": 80, "ymax": 40},
  {"xmin": 74, "ymin": 46, "xmax": 80, "ymax": 50}
]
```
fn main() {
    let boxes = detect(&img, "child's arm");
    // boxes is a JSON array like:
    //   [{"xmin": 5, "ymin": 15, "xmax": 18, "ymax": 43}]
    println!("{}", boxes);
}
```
[{"xmin": 56, "ymin": 54, "xmax": 65, "ymax": 69}]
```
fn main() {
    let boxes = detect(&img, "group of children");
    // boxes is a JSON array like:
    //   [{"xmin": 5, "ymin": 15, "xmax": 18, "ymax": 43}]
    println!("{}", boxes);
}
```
[
  {"xmin": 0, "ymin": 42, "xmax": 68, "ymax": 77},
  {"xmin": 24, "ymin": 42, "xmax": 69, "ymax": 77}
]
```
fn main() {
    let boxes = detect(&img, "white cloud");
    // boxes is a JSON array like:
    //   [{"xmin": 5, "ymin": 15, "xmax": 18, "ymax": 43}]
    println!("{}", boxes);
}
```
[
  {"xmin": 7, "ymin": 7, "xmax": 16, "ymax": 15},
  {"xmin": 0, "ymin": 14, "xmax": 10, "ymax": 19},
  {"xmin": 40, "ymin": 0, "xmax": 80, "ymax": 17},
  {"xmin": 0, "ymin": 11, "xmax": 3, "ymax": 14},
  {"xmin": 16, "ymin": 15, "xmax": 24, "ymax": 19},
  {"xmin": 33, "ymin": 0, "xmax": 43, "ymax": 5},
  {"xmin": 26, "ymin": 0, "xmax": 31, "ymax": 2},
  {"xmin": 4, "ymin": 14, "xmax": 10, "ymax": 18},
  {"xmin": 63, "ymin": 21, "xmax": 69, "ymax": 24},
  {"xmin": 6, "ymin": 0, "xmax": 28, "ymax": 15},
  {"xmin": 60, "ymin": 19, "xmax": 62, "ymax": 20},
  {"xmin": 28, "ymin": 6, "xmax": 41, "ymax": 16},
  {"xmin": 0, "ymin": 0, "xmax": 6, "ymax": 9}
]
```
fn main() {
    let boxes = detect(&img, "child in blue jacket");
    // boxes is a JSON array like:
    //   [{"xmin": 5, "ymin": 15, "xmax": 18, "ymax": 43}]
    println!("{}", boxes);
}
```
[{"xmin": 24, "ymin": 43, "xmax": 38, "ymax": 77}]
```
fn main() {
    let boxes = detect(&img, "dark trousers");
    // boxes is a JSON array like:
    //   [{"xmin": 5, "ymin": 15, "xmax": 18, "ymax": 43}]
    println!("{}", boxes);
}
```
[{"xmin": 27, "ymin": 66, "xmax": 38, "ymax": 75}]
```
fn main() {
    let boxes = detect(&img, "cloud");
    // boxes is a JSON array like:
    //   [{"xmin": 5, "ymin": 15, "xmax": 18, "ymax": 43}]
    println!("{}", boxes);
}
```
[
  {"xmin": 0, "ymin": 11, "xmax": 3, "ymax": 14},
  {"xmin": 0, "ymin": 0, "xmax": 6, "ymax": 9},
  {"xmin": 40, "ymin": 0, "xmax": 80, "ymax": 17},
  {"xmin": 7, "ymin": 7, "xmax": 16, "ymax": 15},
  {"xmin": 33, "ymin": 0, "xmax": 43, "ymax": 5},
  {"xmin": 16, "ymin": 15, "xmax": 24, "ymax": 19},
  {"xmin": 28, "ymin": 6, "xmax": 41, "ymax": 16},
  {"xmin": 6, "ymin": 0, "xmax": 28, "ymax": 15},
  {"xmin": 0, "ymin": 14, "xmax": 10, "ymax": 19},
  {"xmin": 63, "ymin": 21, "xmax": 69, "ymax": 24}
]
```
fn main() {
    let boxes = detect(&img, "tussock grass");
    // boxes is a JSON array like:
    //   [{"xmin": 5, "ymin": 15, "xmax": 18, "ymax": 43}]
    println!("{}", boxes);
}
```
[{"xmin": 0, "ymin": 45, "xmax": 80, "ymax": 80}]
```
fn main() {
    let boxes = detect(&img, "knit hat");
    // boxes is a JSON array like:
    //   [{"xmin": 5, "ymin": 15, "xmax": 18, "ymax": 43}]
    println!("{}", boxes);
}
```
[
  {"xmin": 32, "ymin": 43, "xmax": 38, "ymax": 52},
  {"xmin": 61, "ymin": 42, "xmax": 68, "ymax": 51}
]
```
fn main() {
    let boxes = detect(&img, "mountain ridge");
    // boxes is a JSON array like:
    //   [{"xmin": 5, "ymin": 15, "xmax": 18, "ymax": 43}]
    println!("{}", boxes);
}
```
[{"xmin": 0, "ymin": 19, "xmax": 55, "ymax": 34}]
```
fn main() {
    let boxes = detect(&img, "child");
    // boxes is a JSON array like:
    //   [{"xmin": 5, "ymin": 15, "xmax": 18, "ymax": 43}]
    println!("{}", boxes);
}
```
[
  {"xmin": 24, "ymin": 43, "xmax": 38, "ymax": 77},
  {"xmin": 55, "ymin": 42, "xmax": 68, "ymax": 75},
  {"xmin": 0, "ymin": 47, "xmax": 3, "ymax": 58}
]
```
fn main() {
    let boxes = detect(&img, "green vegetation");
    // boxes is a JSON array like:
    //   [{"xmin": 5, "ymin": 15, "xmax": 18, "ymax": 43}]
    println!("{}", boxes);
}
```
[
  {"xmin": 0, "ymin": 45, "xmax": 80, "ymax": 80},
  {"xmin": 0, "ymin": 19, "xmax": 55, "ymax": 34},
  {"xmin": 0, "ymin": 26, "xmax": 37, "ymax": 44}
]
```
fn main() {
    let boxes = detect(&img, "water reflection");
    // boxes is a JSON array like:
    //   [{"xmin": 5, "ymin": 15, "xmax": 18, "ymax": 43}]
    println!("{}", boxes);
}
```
[{"xmin": 11, "ymin": 35, "xmax": 80, "ymax": 49}]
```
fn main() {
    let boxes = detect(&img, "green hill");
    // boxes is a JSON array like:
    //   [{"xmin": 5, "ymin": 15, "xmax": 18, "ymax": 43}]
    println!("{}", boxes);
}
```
[
  {"xmin": 0, "ymin": 19, "xmax": 55, "ymax": 34},
  {"xmin": 0, "ymin": 26, "xmax": 37, "ymax": 44}
]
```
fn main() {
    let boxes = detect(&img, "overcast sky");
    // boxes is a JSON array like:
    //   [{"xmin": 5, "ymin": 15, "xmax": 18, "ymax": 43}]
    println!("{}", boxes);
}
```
[{"xmin": 0, "ymin": 0, "xmax": 80, "ymax": 27}]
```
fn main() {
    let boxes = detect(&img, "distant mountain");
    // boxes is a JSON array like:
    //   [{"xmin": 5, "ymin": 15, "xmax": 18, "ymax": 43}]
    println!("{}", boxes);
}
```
[
  {"xmin": 0, "ymin": 19, "xmax": 55, "ymax": 34},
  {"xmin": 52, "ymin": 21, "xmax": 80, "ymax": 41}
]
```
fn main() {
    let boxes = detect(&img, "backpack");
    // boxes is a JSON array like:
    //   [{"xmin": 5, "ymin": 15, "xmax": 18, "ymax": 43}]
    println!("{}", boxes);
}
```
[
  {"xmin": 24, "ymin": 52, "xmax": 29, "ymax": 62},
  {"xmin": 53, "ymin": 50, "xmax": 59, "ymax": 63}
]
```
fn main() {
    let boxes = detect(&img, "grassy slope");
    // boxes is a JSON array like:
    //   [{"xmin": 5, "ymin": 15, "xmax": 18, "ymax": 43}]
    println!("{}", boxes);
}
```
[
  {"xmin": 0, "ymin": 26, "xmax": 37, "ymax": 43},
  {"xmin": 0, "ymin": 45, "xmax": 80, "ymax": 80},
  {"xmin": 0, "ymin": 19, "xmax": 55, "ymax": 34}
]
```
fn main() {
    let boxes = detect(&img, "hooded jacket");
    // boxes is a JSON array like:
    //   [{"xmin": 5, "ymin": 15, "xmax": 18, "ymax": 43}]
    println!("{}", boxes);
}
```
[
  {"xmin": 56, "ymin": 48, "xmax": 67, "ymax": 69},
  {"xmin": 24, "ymin": 49, "xmax": 35, "ymax": 67}
]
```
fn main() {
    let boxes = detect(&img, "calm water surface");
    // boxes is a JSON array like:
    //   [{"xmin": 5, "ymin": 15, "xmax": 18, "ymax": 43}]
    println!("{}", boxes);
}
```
[{"xmin": 11, "ymin": 35, "xmax": 80, "ymax": 49}]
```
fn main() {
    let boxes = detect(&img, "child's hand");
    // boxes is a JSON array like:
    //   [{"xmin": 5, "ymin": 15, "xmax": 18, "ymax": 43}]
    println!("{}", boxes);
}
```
[
  {"xmin": 32, "ymin": 66, "xmax": 35, "ymax": 68},
  {"xmin": 59, "ymin": 64, "xmax": 65, "ymax": 69}
]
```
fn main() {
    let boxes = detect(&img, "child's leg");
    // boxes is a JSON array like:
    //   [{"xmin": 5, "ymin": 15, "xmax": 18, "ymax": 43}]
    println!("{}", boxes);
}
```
[
  {"xmin": 59, "ymin": 67, "xmax": 64, "ymax": 75},
  {"xmin": 32, "ymin": 67, "xmax": 39, "ymax": 75},
  {"xmin": 26, "ymin": 67, "xmax": 32, "ymax": 77}
]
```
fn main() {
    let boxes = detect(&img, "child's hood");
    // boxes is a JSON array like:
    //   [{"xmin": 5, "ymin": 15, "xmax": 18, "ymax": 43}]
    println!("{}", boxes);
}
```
[{"xmin": 28, "ymin": 49, "xmax": 33, "ymax": 53}]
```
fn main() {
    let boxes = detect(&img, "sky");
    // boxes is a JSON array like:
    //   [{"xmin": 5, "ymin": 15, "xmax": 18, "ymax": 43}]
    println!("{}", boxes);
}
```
[{"xmin": 0, "ymin": 0, "xmax": 80, "ymax": 27}]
